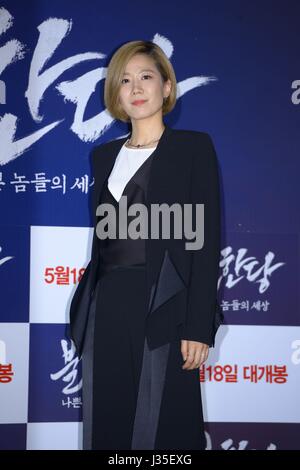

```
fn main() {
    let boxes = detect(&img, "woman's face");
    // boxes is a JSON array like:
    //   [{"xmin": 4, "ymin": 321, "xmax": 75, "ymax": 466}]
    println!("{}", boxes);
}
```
[{"xmin": 118, "ymin": 53, "xmax": 171, "ymax": 122}]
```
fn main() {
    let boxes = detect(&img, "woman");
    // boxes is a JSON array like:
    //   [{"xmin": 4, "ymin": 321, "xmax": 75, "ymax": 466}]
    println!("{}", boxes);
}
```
[{"xmin": 69, "ymin": 40, "xmax": 222, "ymax": 450}]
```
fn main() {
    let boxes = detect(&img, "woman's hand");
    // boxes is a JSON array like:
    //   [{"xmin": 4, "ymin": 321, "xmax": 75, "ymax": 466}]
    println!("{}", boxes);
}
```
[{"xmin": 181, "ymin": 339, "xmax": 209, "ymax": 370}]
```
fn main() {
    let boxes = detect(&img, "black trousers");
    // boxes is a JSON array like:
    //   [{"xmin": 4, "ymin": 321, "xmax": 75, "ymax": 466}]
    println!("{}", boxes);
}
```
[{"xmin": 81, "ymin": 265, "xmax": 206, "ymax": 450}]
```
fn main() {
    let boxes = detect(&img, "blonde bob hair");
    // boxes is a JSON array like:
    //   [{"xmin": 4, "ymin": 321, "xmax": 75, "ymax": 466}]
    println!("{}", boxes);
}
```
[{"xmin": 104, "ymin": 40, "xmax": 177, "ymax": 123}]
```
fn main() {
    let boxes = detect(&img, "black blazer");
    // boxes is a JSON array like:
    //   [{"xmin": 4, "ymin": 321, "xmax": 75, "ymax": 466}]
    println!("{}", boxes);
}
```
[{"xmin": 69, "ymin": 124, "xmax": 223, "ymax": 359}]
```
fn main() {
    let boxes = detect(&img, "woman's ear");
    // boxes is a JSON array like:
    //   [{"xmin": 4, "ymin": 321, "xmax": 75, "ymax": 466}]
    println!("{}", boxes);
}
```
[{"xmin": 164, "ymin": 78, "xmax": 172, "ymax": 98}]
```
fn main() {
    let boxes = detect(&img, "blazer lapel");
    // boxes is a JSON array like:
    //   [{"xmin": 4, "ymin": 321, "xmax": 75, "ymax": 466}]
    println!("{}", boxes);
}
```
[
  {"xmin": 93, "ymin": 124, "xmax": 173, "ymax": 215},
  {"xmin": 144, "ymin": 124, "xmax": 174, "ymax": 287},
  {"xmin": 93, "ymin": 137, "xmax": 127, "ymax": 221},
  {"xmin": 91, "ymin": 124, "xmax": 175, "ymax": 310}
]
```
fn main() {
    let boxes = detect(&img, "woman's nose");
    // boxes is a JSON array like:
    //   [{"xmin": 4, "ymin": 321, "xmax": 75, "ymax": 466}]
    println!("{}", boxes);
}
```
[{"xmin": 132, "ymin": 81, "xmax": 143, "ymax": 93}]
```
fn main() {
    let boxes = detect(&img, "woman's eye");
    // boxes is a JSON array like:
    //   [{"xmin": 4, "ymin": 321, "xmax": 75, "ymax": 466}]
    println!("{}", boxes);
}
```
[{"xmin": 121, "ymin": 75, "xmax": 152, "ymax": 84}]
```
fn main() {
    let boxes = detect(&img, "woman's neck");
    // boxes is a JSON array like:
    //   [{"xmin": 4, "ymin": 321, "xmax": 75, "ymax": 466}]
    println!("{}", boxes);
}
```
[{"xmin": 129, "ymin": 123, "xmax": 165, "ymax": 147}]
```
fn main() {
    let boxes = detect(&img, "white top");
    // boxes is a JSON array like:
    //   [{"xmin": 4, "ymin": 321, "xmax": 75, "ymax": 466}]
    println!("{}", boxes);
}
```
[{"xmin": 107, "ymin": 141, "xmax": 156, "ymax": 202}]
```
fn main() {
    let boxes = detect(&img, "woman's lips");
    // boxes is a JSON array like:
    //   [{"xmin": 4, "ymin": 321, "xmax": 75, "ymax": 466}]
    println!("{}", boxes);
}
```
[{"xmin": 132, "ymin": 100, "xmax": 146, "ymax": 106}]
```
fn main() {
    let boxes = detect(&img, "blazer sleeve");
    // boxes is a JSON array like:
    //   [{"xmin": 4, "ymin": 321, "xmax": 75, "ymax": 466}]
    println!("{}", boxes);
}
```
[
  {"xmin": 180, "ymin": 132, "xmax": 223, "ymax": 347},
  {"xmin": 68, "ymin": 145, "xmax": 100, "ymax": 353}
]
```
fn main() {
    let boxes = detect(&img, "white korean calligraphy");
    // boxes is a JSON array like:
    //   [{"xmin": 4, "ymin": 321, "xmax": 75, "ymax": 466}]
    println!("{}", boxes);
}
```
[
  {"xmin": 0, "ymin": 245, "xmax": 14, "ymax": 267},
  {"xmin": 219, "ymin": 246, "xmax": 285, "ymax": 293},
  {"xmin": 0, "ymin": 7, "xmax": 217, "ymax": 165},
  {"xmin": 50, "ymin": 339, "xmax": 82, "ymax": 394}
]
